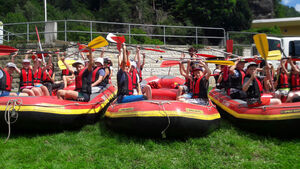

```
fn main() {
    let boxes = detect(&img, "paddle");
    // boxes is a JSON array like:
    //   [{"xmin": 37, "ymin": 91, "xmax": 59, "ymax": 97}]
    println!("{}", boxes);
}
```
[
  {"xmin": 206, "ymin": 47, "xmax": 239, "ymax": 58},
  {"xmin": 161, "ymin": 59, "xmax": 234, "ymax": 66},
  {"xmin": 160, "ymin": 60, "xmax": 180, "ymax": 67},
  {"xmin": 66, "ymin": 36, "xmax": 109, "ymax": 57},
  {"xmin": 0, "ymin": 45, "xmax": 18, "ymax": 56},
  {"xmin": 58, "ymin": 59, "xmax": 76, "ymax": 70},
  {"xmin": 158, "ymin": 46, "xmax": 217, "ymax": 57},
  {"xmin": 35, "ymin": 26, "xmax": 46, "ymax": 64},
  {"xmin": 78, "ymin": 43, "xmax": 96, "ymax": 52},
  {"xmin": 253, "ymin": 33, "xmax": 275, "ymax": 91},
  {"xmin": 226, "ymin": 40, "xmax": 233, "ymax": 53}
]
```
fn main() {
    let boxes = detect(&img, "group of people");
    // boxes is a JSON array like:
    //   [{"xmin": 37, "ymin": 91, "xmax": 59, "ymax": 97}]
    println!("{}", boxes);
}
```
[
  {"xmin": 0, "ymin": 49, "xmax": 113, "ymax": 102},
  {"xmin": 213, "ymin": 56, "xmax": 300, "ymax": 106}
]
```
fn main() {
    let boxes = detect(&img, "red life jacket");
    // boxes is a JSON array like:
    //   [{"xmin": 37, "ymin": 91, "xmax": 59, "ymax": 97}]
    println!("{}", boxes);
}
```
[
  {"xmin": 277, "ymin": 72, "xmax": 289, "ymax": 89},
  {"xmin": 0, "ymin": 67, "xmax": 12, "ymax": 91},
  {"xmin": 33, "ymin": 67, "xmax": 43, "ymax": 83},
  {"xmin": 125, "ymin": 72, "xmax": 133, "ymax": 95},
  {"xmin": 290, "ymin": 73, "xmax": 300, "ymax": 91},
  {"xmin": 130, "ymin": 68, "xmax": 138, "ymax": 89},
  {"xmin": 244, "ymin": 75, "xmax": 263, "ymax": 99},
  {"xmin": 75, "ymin": 68, "xmax": 91, "ymax": 94},
  {"xmin": 192, "ymin": 75, "xmax": 208, "ymax": 99},
  {"xmin": 42, "ymin": 69, "xmax": 53, "ymax": 82},
  {"xmin": 91, "ymin": 67, "xmax": 101, "ymax": 83},
  {"xmin": 20, "ymin": 68, "xmax": 34, "ymax": 87},
  {"xmin": 62, "ymin": 69, "xmax": 72, "ymax": 76}
]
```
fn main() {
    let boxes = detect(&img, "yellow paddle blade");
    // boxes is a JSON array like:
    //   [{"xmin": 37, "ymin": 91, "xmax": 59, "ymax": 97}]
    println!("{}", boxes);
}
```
[
  {"xmin": 204, "ymin": 60, "xmax": 234, "ymax": 66},
  {"xmin": 58, "ymin": 60, "xmax": 76, "ymax": 70},
  {"xmin": 88, "ymin": 36, "xmax": 109, "ymax": 49},
  {"xmin": 268, "ymin": 50, "xmax": 282, "ymax": 60},
  {"xmin": 253, "ymin": 33, "xmax": 269, "ymax": 60}
]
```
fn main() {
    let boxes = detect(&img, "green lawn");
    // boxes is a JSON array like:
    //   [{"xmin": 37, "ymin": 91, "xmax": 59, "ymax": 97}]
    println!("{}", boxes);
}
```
[{"xmin": 1, "ymin": 120, "xmax": 299, "ymax": 169}]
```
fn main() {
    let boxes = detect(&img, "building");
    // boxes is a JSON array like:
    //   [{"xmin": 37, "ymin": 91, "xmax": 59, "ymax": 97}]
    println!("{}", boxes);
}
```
[{"xmin": 252, "ymin": 17, "xmax": 300, "ymax": 36}]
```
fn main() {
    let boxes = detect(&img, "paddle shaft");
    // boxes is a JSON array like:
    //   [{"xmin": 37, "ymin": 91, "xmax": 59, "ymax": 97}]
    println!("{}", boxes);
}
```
[
  {"xmin": 207, "ymin": 48, "xmax": 239, "ymax": 57},
  {"xmin": 35, "ymin": 26, "xmax": 46, "ymax": 64}
]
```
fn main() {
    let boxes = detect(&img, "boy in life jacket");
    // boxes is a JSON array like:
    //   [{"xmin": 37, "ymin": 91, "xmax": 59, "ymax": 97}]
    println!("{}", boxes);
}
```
[
  {"xmin": 116, "ymin": 44, "xmax": 147, "ymax": 103},
  {"xmin": 228, "ymin": 59, "xmax": 247, "ymax": 99},
  {"xmin": 242, "ymin": 63, "xmax": 281, "ymax": 107},
  {"xmin": 57, "ymin": 49, "xmax": 93, "ymax": 102},
  {"xmin": 0, "ymin": 63, "xmax": 28, "ymax": 97},
  {"xmin": 190, "ymin": 61, "xmax": 211, "ymax": 100},
  {"xmin": 286, "ymin": 58, "xmax": 300, "ymax": 102},
  {"xmin": 274, "ymin": 59, "xmax": 290, "ymax": 101},
  {"xmin": 91, "ymin": 57, "xmax": 107, "ymax": 93}
]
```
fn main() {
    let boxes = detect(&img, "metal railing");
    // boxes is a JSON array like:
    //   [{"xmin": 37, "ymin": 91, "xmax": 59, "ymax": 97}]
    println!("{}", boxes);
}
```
[{"xmin": 2, "ymin": 19, "xmax": 226, "ymax": 46}]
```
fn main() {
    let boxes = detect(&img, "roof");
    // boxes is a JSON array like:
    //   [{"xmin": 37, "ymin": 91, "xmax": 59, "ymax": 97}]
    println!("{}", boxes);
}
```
[{"xmin": 252, "ymin": 17, "xmax": 300, "ymax": 27}]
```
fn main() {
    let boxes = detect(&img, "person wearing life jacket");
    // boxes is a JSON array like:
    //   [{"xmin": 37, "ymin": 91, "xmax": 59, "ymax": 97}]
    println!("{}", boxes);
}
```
[
  {"xmin": 32, "ymin": 57, "xmax": 50, "ymax": 96},
  {"xmin": 116, "ymin": 44, "xmax": 147, "ymax": 103},
  {"xmin": 228, "ymin": 58, "xmax": 247, "ymax": 99},
  {"xmin": 242, "ymin": 63, "xmax": 281, "ymax": 107},
  {"xmin": 0, "ymin": 63, "xmax": 28, "ymax": 97},
  {"xmin": 57, "ymin": 49, "xmax": 93, "ymax": 102},
  {"xmin": 286, "ymin": 58, "xmax": 300, "ymax": 102},
  {"xmin": 91, "ymin": 57, "xmax": 107, "ymax": 93},
  {"xmin": 191, "ymin": 60, "xmax": 211, "ymax": 100},
  {"xmin": 274, "ymin": 59, "xmax": 290, "ymax": 101},
  {"xmin": 104, "ymin": 58, "xmax": 113, "ymax": 84},
  {"xmin": 176, "ymin": 53, "xmax": 193, "ymax": 100},
  {"xmin": 216, "ymin": 65, "xmax": 227, "ymax": 89}
]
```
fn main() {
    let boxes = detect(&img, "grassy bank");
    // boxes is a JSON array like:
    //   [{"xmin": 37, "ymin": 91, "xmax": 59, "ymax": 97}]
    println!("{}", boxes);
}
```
[{"xmin": 1, "ymin": 120, "xmax": 299, "ymax": 169}]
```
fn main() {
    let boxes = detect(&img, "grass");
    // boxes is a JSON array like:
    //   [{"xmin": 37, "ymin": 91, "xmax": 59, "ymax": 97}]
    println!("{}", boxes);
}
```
[{"xmin": 0, "ymin": 120, "xmax": 299, "ymax": 169}]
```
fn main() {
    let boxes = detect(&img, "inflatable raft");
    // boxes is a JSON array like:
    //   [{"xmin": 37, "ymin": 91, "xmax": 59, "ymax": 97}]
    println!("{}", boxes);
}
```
[
  {"xmin": 105, "ymin": 76, "xmax": 220, "ymax": 138},
  {"xmin": 0, "ymin": 84, "xmax": 116, "ymax": 132},
  {"xmin": 208, "ymin": 88, "xmax": 300, "ymax": 136}
]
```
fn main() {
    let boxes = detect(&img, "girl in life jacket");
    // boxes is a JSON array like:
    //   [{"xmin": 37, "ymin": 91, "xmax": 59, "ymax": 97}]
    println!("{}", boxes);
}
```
[
  {"xmin": 274, "ymin": 59, "xmax": 290, "ymax": 101},
  {"xmin": 57, "ymin": 49, "xmax": 94, "ymax": 102},
  {"xmin": 116, "ymin": 44, "xmax": 148, "ymax": 103},
  {"xmin": 0, "ymin": 62, "xmax": 28, "ymax": 97},
  {"xmin": 91, "ymin": 57, "xmax": 107, "ymax": 93},
  {"xmin": 242, "ymin": 63, "xmax": 281, "ymax": 107},
  {"xmin": 176, "ymin": 53, "xmax": 193, "ymax": 100},
  {"xmin": 286, "ymin": 58, "xmax": 300, "ymax": 102},
  {"xmin": 31, "ymin": 56, "xmax": 50, "ymax": 96},
  {"xmin": 189, "ymin": 60, "xmax": 211, "ymax": 101}
]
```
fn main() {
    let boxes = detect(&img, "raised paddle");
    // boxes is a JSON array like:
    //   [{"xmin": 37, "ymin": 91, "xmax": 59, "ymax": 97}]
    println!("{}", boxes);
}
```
[
  {"xmin": 0, "ymin": 45, "xmax": 18, "ymax": 56},
  {"xmin": 226, "ymin": 40, "xmax": 233, "ymax": 53},
  {"xmin": 66, "ymin": 36, "xmax": 109, "ymax": 57},
  {"xmin": 160, "ymin": 60, "xmax": 180, "ymax": 67},
  {"xmin": 158, "ymin": 46, "xmax": 217, "ymax": 58},
  {"xmin": 161, "ymin": 59, "xmax": 234, "ymax": 66},
  {"xmin": 35, "ymin": 26, "xmax": 46, "ymax": 64},
  {"xmin": 253, "ymin": 34, "xmax": 269, "ymax": 60}
]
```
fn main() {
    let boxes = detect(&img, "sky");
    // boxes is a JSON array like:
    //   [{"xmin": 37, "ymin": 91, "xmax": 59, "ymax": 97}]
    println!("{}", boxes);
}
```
[{"xmin": 281, "ymin": 0, "xmax": 300, "ymax": 12}]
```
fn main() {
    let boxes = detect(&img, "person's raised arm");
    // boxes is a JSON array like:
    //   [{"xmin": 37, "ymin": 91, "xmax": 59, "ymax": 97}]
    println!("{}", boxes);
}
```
[
  {"xmin": 120, "ymin": 44, "xmax": 127, "ymax": 71},
  {"xmin": 243, "ymin": 69, "xmax": 256, "ymax": 92},
  {"xmin": 288, "ymin": 57, "xmax": 300, "ymax": 73},
  {"xmin": 59, "ymin": 53, "xmax": 75, "ymax": 75},
  {"xmin": 100, "ymin": 48, "xmax": 105, "ymax": 58},
  {"xmin": 229, "ymin": 57, "xmax": 240, "ymax": 74},
  {"xmin": 87, "ymin": 49, "xmax": 94, "ymax": 72},
  {"xmin": 199, "ymin": 60, "xmax": 211, "ymax": 80}
]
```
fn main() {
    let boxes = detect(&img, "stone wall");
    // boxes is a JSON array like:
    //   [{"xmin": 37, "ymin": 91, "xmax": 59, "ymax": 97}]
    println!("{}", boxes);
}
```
[{"xmin": 0, "ymin": 44, "xmax": 252, "ymax": 91}]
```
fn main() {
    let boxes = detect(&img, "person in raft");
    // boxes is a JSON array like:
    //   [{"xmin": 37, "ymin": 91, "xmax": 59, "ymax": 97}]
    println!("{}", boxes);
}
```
[
  {"xmin": 286, "ymin": 58, "xmax": 300, "ymax": 102},
  {"xmin": 57, "ymin": 49, "xmax": 93, "ymax": 102},
  {"xmin": 116, "ymin": 43, "xmax": 148, "ymax": 103},
  {"xmin": 242, "ymin": 63, "xmax": 281, "ymax": 107},
  {"xmin": 228, "ymin": 58, "xmax": 247, "ymax": 99},
  {"xmin": 189, "ymin": 60, "xmax": 211, "ymax": 101},
  {"xmin": 274, "ymin": 58, "xmax": 290, "ymax": 102},
  {"xmin": 0, "ymin": 62, "xmax": 28, "ymax": 97},
  {"xmin": 91, "ymin": 57, "xmax": 108, "ymax": 93}
]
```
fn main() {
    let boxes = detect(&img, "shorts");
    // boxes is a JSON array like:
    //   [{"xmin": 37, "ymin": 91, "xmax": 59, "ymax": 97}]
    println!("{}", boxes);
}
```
[
  {"xmin": 91, "ymin": 86, "xmax": 104, "ymax": 93},
  {"xmin": 77, "ymin": 92, "xmax": 90, "ymax": 102},
  {"xmin": 181, "ymin": 93, "xmax": 193, "ymax": 99},
  {"xmin": 117, "ymin": 95, "xmax": 147, "ymax": 103},
  {"xmin": 275, "ymin": 88, "xmax": 290, "ymax": 97},
  {"xmin": 0, "ymin": 90, "xmax": 10, "ymax": 97},
  {"xmin": 180, "ymin": 85, "xmax": 189, "ymax": 93}
]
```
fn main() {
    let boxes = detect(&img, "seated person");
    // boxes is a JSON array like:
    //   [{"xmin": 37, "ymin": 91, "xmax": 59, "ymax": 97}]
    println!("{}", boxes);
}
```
[
  {"xmin": 57, "ymin": 49, "xmax": 93, "ymax": 102},
  {"xmin": 286, "ymin": 58, "xmax": 300, "ymax": 102},
  {"xmin": 274, "ymin": 59, "xmax": 290, "ymax": 101},
  {"xmin": 116, "ymin": 44, "xmax": 147, "ymax": 103},
  {"xmin": 91, "ymin": 57, "xmax": 108, "ymax": 93},
  {"xmin": 190, "ymin": 61, "xmax": 211, "ymax": 100},
  {"xmin": 0, "ymin": 62, "xmax": 28, "ymax": 97},
  {"xmin": 242, "ymin": 63, "xmax": 281, "ymax": 107},
  {"xmin": 228, "ymin": 59, "xmax": 247, "ymax": 99}
]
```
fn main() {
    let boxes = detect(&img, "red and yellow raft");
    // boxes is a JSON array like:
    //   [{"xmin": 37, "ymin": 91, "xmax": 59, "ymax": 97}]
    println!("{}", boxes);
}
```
[
  {"xmin": 208, "ymin": 88, "xmax": 300, "ymax": 136},
  {"xmin": 105, "ymin": 76, "xmax": 220, "ymax": 137},
  {"xmin": 0, "ymin": 84, "xmax": 116, "ymax": 132}
]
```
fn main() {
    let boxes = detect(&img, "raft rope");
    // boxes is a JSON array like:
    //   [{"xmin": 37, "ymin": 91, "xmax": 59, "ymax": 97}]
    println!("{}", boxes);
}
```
[
  {"xmin": 4, "ymin": 99, "xmax": 22, "ymax": 143},
  {"xmin": 150, "ymin": 101, "xmax": 171, "ymax": 138}
]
